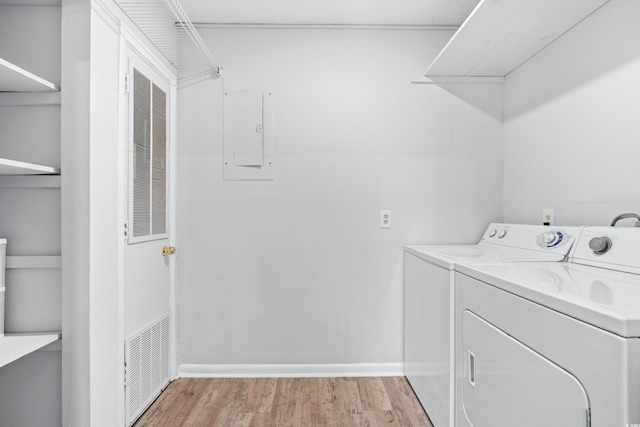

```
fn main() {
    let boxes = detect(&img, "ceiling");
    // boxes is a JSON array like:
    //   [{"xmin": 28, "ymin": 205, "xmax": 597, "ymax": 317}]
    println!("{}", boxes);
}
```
[
  {"xmin": 179, "ymin": 0, "xmax": 481, "ymax": 26},
  {"xmin": 0, "ymin": 0, "xmax": 480, "ymax": 26}
]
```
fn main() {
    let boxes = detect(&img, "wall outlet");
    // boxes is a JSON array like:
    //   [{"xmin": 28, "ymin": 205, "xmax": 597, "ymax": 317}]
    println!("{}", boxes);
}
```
[
  {"xmin": 380, "ymin": 210, "xmax": 392, "ymax": 229},
  {"xmin": 542, "ymin": 208, "xmax": 556, "ymax": 226}
]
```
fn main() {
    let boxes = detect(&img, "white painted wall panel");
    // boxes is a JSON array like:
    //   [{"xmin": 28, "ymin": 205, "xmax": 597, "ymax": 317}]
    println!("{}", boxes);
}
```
[
  {"xmin": 0, "ymin": 351, "xmax": 62, "ymax": 427},
  {"xmin": 503, "ymin": 0, "xmax": 640, "ymax": 226},
  {"xmin": 176, "ymin": 29, "xmax": 503, "ymax": 367}
]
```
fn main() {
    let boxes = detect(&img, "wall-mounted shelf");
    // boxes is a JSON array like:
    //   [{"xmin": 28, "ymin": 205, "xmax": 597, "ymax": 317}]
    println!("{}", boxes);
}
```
[
  {"xmin": 0, "ymin": 158, "xmax": 59, "ymax": 175},
  {"xmin": 411, "ymin": 76, "xmax": 504, "ymax": 85},
  {"xmin": 0, "ymin": 175, "xmax": 61, "ymax": 188},
  {"xmin": 425, "ymin": 0, "xmax": 609, "ymax": 78},
  {"xmin": 115, "ymin": 0, "xmax": 222, "ymax": 83},
  {"xmin": 0, "ymin": 58, "xmax": 59, "ymax": 92},
  {"xmin": 0, "ymin": 91, "xmax": 61, "ymax": 107},
  {"xmin": 0, "ymin": 332, "xmax": 62, "ymax": 369},
  {"xmin": 6, "ymin": 256, "xmax": 62, "ymax": 269}
]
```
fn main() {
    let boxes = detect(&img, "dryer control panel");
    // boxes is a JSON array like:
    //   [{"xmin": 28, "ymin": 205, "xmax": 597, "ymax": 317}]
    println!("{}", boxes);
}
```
[{"xmin": 481, "ymin": 223, "xmax": 579, "ymax": 254}]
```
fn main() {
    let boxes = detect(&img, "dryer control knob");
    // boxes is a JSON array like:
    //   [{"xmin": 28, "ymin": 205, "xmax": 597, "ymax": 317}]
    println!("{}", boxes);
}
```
[
  {"xmin": 589, "ymin": 237, "xmax": 612, "ymax": 255},
  {"xmin": 489, "ymin": 228, "xmax": 497, "ymax": 237},
  {"xmin": 497, "ymin": 229, "xmax": 507, "ymax": 238},
  {"xmin": 544, "ymin": 233, "xmax": 558, "ymax": 245}
]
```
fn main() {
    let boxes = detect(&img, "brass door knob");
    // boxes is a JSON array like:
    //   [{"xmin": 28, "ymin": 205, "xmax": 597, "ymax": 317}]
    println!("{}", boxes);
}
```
[{"xmin": 162, "ymin": 246, "xmax": 176, "ymax": 256}]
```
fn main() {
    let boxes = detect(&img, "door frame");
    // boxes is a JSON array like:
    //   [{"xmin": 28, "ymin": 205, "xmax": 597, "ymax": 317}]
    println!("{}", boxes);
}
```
[{"xmin": 117, "ymin": 23, "xmax": 178, "ymax": 427}]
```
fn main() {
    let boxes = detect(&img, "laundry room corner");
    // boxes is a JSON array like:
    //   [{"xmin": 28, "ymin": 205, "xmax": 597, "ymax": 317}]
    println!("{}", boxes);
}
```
[
  {"xmin": 175, "ymin": 26, "xmax": 503, "ymax": 376},
  {"xmin": 503, "ymin": 0, "xmax": 640, "ymax": 226}
]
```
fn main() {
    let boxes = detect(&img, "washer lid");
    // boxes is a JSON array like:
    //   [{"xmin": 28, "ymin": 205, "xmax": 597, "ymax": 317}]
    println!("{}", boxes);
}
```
[
  {"xmin": 405, "ymin": 223, "xmax": 581, "ymax": 269},
  {"xmin": 456, "ymin": 261, "xmax": 640, "ymax": 337},
  {"xmin": 405, "ymin": 244, "xmax": 568, "ymax": 270}
]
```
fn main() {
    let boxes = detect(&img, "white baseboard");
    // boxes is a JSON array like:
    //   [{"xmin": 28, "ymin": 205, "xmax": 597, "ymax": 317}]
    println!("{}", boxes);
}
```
[{"xmin": 178, "ymin": 362, "xmax": 404, "ymax": 378}]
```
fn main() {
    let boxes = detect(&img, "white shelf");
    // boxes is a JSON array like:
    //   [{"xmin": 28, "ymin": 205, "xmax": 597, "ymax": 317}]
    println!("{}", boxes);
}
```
[
  {"xmin": 0, "ymin": 332, "xmax": 62, "ymax": 368},
  {"xmin": 425, "ymin": 0, "xmax": 609, "ymax": 78},
  {"xmin": 411, "ymin": 76, "xmax": 504, "ymax": 85},
  {"xmin": 0, "ymin": 175, "xmax": 61, "ymax": 188},
  {"xmin": 0, "ymin": 91, "xmax": 61, "ymax": 107},
  {"xmin": 6, "ymin": 256, "xmax": 62, "ymax": 269},
  {"xmin": 0, "ymin": 58, "xmax": 59, "ymax": 92},
  {"xmin": 0, "ymin": 158, "xmax": 59, "ymax": 175}
]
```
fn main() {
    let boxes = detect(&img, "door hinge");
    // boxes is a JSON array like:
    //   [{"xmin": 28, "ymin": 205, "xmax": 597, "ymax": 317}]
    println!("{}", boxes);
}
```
[
  {"xmin": 124, "ymin": 363, "xmax": 128, "ymax": 386},
  {"xmin": 586, "ymin": 408, "xmax": 591, "ymax": 427},
  {"xmin": 124, "ymin": 73, "xmax": 130, "ymax": 95},
  {"xmin": 124, "ymin": 223, "xmax": 129, "ymax": 238}
]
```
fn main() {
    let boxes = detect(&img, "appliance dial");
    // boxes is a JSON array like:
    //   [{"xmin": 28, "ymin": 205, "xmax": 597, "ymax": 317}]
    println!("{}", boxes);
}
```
[
  {"xmin": 544, "ymin": 232, "xmax": 559, "ymax": 246},
  {"xmin": 497, "ymin": 229, "xmax": 507, "ymax": 238},
  {"xmin": 589, "ymin": 236, "xmax": 612, "ymax": 255},
  {"xmin": 489, "ymin": 228, "xmax": 497, "ymax": 237}
]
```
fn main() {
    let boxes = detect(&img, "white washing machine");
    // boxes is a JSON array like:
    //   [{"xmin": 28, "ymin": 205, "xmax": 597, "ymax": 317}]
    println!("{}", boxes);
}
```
[
  {"xmin": 454, "ymin": 226, "xmax": 640, "ymax": 426},
  {"xmin": 404, "ymin": 223, "xmax": 581, "ymax": 427}
]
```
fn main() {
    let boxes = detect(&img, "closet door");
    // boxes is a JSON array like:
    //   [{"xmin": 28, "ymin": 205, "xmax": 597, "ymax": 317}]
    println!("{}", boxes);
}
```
[{"xmin": 123, "ymin": 46, "xmax": 175, "ymax": 425}]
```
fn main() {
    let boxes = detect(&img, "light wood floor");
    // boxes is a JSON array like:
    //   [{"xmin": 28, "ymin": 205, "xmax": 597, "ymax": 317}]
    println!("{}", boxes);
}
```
[{"xmin": 133, "ymin": 377, "xmax": 433, "ymax": 427}]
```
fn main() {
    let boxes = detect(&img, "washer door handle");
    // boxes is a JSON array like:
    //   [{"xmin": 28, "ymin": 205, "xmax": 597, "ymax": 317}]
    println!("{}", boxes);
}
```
[{"xmin": 468, "ymin": 350, "xmax": 476, "ymax": 388}]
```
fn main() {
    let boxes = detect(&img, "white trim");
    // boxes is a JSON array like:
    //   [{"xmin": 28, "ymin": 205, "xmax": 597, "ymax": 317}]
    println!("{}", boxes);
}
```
[
  {"xmin": 167, "ymin": 63, "xmax": 178, "ymax": 383},
  {"xmin": 178, "ymin": 363, "xmax": 404, "ymax": 378},
  {"xmin": 117, "ymin": 27, "xmax": 129, "ymax": 427},
  {"xmin": 127, "ymin": 233, "xmax": 169, "ymax": 245},
  {"xmin": 92, "ymin": 0, "xmax": 120, "ymax": 28},
  {"xmin": 412, "ymin": 76, "xmax": 504, "ymax": 84},
  {"xmin": 193, "ymin": 23, "xmax": 459, "ymax": 31}
]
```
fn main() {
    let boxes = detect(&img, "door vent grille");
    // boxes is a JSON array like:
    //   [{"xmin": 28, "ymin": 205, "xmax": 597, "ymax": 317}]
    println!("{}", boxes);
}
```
[{"xmin": 125, "ymin": 312, "xmax": 171, "ymax": 426}]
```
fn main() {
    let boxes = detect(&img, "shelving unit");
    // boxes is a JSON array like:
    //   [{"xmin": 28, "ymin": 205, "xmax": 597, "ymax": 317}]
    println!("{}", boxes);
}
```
[
  {"xmin": 0, "ymin": 4, "xmax": 63, "ymax": 425},
  {"xmin": 425, "ymin": 0, "xmax": 609, "ymax": 78},
  {"xmin": 0, "ymin": 332, "xmax": 61, "ymax": 369},
  {"xmin": 0, "ymin": 58, "xmax": 58, "ymax": 92}
]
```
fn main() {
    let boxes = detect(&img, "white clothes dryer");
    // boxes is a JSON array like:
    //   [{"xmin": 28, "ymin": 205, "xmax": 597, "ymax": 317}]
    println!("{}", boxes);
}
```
[
  {"xmin": 454, "ymin": 226, "xmax": 640, "ymax": 426},
  {"xmin": 404, "ymin": 223, "xmax": 581, "ymax": 427}
]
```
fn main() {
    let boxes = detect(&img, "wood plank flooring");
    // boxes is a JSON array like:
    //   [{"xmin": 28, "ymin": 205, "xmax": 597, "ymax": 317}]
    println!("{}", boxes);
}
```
[{"xmin": 133, "ymin": 377, "xmax": 433, "ymax": 427}]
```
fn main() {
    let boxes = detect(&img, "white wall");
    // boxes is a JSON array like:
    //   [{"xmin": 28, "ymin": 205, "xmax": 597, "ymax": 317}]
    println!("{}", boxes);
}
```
[
  {"xmin": 176, "ymin": 28, "xmax": 503, "ymax": 372},
  {"xmin": 503, "ymin": 0, "xmax": 640, "ymax": 226},
  {"xmin": 62, "ymin": 1, "xmax": 150, "ymax": 425}
]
